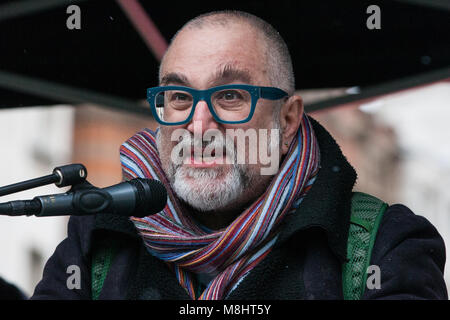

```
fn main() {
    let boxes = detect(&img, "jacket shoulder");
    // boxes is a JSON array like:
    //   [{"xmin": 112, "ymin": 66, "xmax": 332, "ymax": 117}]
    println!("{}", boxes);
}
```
[{"xmin": 363, "ymin": 203, "xmax": 448, "ymax": 299}]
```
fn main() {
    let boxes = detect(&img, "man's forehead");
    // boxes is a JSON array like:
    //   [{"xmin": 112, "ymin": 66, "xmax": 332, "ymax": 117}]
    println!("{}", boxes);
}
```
[{"xmin": 159, "ymin": 23, "xmax": 267, "ymax": 87}]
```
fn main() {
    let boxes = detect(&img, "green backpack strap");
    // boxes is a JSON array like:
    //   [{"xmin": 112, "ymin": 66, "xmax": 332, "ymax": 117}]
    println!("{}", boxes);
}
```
[
  {"xmin": 342, "ymin": 192, "xmax": 388, "ymax": 300},
  {"xmin": 91, "ymin": 237, "xmax": 118, "ymax": 300}
]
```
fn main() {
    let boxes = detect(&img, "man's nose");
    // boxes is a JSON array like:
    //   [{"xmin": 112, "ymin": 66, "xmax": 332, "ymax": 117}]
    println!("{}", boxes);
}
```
[{"xmin": 186, "ymin": 100, "xmax": 219, "ymax": 134}]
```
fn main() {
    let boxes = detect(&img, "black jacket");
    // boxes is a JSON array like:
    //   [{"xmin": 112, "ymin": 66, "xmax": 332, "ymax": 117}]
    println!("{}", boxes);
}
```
[
  {"xmin": 31, "ymin": 118, "xmax": 448, "ymax": 300},
  {"xmin": 0, "ymin": 277, "xmax": 27, "ymax": 300}
]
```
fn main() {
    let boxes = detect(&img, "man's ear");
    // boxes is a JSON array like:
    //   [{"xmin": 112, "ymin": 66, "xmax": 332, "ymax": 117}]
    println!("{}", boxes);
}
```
[{"xmin": 280, "ymin": 95, "xmax": 304, "ymax": 155}]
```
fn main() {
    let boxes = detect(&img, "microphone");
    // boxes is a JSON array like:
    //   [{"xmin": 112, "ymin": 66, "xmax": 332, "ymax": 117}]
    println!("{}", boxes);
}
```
[{"xmin": 0, "ymin": 178, "xmax": 167, "ymax": 218}]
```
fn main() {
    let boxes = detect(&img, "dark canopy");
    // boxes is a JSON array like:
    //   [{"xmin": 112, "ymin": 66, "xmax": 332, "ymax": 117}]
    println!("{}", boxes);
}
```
[{"xmin": 0, "ymin": 0, "xmax": 449, "ymax": 113}]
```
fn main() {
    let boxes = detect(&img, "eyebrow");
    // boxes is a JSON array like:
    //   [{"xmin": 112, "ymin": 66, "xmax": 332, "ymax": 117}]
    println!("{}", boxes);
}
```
[
  {"xmin": 160, "ymin": 73, "xmax": 190, "ymax": 86},
  {"xmin": 209, "ymin": 64, "xmax": 253, "ymax": 86},
  {"xmin": 159, "ymin": 64, "xmax": 253, "ymax": 88}
]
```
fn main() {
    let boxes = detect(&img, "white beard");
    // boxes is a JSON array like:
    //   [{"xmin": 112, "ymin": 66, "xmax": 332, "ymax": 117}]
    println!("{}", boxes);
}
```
[
  {"xmin": 157, "ymin": 119, "xmax": 280, "ymax": 212},
  {"xmin": 171, "ymin": 164, "xmax": 247, "ymax": 212}
]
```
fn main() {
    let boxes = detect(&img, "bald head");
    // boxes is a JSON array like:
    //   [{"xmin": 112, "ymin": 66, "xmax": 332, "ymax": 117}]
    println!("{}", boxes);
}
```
[{"xmin": 159, "ymin": 10, "xmax": 295, "ymax": 95}]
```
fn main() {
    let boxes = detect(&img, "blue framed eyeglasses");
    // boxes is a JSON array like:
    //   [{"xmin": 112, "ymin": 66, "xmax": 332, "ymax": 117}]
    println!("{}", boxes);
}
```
[{"xmin": 147, "ymin": 84, "xmax": 289, "ymax": 125}]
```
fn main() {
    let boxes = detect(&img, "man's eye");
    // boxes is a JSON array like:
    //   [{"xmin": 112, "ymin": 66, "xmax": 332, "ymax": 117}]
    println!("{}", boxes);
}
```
[
  {"xmin": 171, "ymin": 93, "xmax": 190, "ymax": 101},
  {"xmin": 218, "ymin": 90, "xmax": 243, "ymax": 100}
]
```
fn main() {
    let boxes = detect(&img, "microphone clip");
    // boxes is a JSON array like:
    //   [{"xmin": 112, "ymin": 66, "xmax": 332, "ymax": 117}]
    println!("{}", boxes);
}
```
[{"xmin": 69, "ymin": 181, "xmax": 114, "ymax": 215}]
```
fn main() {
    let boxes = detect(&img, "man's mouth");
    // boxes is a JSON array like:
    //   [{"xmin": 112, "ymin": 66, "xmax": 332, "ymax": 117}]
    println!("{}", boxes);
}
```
[{"xmin": 185, "ymin": 148, "xmax": 227, "ymax": 167}]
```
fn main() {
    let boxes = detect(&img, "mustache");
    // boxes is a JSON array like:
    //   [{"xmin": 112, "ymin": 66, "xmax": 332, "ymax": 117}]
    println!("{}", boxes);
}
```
[{"xmin": 172, "ymin": 130, "xmax": 237, "ymax": 163}]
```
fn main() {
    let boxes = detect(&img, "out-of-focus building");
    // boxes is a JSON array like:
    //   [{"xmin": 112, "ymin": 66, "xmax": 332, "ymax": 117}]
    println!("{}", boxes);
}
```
[
  {"xmin": 0, "ymin": 103, "xmax": 156, "ymax": 296},
  {"xmin": 311, "ymin": 105, "xmax": 401, "ymax": 204},
  {"xmin": 72, "ymin": 104, "xmax": 156, "ymax": 188},
  {"xmin": 302, "ymin": 88, "xmax": 401, "ymax": 204},
  {"xmin": 0, "ymin": 106, "xmax": 74, "ymax": 296}
]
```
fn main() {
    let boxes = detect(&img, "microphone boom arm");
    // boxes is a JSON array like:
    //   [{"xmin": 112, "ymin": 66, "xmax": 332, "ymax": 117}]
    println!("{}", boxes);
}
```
[{"xmin": 0, "ymin": 164, "xmax": 87, "ymax": 197}]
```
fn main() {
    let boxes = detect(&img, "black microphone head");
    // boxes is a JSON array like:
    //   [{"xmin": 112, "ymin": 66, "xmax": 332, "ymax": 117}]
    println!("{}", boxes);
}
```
[{"xmin": 129, "ymin": 178, "xmax": 168, "ymax": 217}]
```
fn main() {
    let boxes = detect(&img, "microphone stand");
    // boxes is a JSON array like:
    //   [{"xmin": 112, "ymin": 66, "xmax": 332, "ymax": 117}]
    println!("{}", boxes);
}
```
[{"xmin": 0, "ymin": 164, "xmax": 88, "ymax": 197}]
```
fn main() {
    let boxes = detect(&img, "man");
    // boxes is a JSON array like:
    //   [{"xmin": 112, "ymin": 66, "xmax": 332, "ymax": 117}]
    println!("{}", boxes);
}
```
[{"xmin": 31, "ymin": 11, "xmax": 447, "ymax": 300}]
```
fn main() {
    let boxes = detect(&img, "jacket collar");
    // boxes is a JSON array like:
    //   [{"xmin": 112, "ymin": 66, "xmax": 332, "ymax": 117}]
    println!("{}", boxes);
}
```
[{"xmin": 95, "ymin": 116, "xmax": 356, "ymax": 262}]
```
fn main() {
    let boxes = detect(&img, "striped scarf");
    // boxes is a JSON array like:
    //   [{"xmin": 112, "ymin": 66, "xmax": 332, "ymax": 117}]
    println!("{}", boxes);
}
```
[{"xmin": 120, "ymin": 114, "xmax": 320, "ymax": 300}]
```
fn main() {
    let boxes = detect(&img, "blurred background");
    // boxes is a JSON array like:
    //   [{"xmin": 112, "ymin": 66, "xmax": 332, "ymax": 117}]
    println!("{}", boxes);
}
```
[{"xmin": 0, "ymin": 0, "xmax": 449, "ymax": 297}]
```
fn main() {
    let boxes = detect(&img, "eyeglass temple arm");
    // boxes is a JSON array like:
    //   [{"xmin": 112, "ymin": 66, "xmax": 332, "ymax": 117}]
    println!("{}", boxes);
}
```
[{"xmin": 260, "ymin": 87, "xmax": 289, "ymax": 100}]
